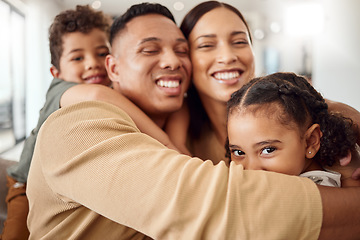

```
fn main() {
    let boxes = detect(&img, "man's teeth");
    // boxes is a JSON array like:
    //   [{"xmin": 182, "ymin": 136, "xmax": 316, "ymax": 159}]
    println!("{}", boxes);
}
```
[
  {"xmin": 157, "ymin": 80, "xmax": 180, "ymax": 88},
  {"xmin": 214, "ymin": 71, "xmax": 240, "ymax": 80}
]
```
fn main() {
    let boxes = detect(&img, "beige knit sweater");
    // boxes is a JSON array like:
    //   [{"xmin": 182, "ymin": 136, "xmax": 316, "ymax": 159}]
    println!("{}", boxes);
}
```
[{"xmin": 27, "ymin": 101, "xmax": 322, "ymax": 239}]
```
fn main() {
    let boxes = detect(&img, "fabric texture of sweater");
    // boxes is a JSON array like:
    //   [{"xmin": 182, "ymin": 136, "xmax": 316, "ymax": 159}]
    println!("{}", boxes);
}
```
[{"xmin": 27, "ymin": 101, "xmax": 322, "ymax": 239}]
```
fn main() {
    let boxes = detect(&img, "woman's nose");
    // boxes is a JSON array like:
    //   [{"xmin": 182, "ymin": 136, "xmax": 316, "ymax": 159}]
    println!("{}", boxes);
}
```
[{"xmin": 216, "ymin": 45, "xmax": 237, "ymax": 65}]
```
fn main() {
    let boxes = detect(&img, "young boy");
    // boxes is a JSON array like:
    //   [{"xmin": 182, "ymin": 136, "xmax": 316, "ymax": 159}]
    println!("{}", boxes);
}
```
[{"xmin": 2, "ymin": 5, "xmax": 111, "ymax": 239}]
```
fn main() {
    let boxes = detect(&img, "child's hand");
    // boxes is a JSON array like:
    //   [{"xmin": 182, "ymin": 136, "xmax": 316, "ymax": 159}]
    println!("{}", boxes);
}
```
[
  {"xmin": 333, "ymin": 146, "xmax": 360, "ymax": 187},
  {"xmin": 352, "ymin": 168, "xmax": 360, "ymax": 180}
]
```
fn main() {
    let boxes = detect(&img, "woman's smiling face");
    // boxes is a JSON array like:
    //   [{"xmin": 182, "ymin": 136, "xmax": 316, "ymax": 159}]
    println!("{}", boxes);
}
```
[{"xmin": 188, "ymin": 7, "xmax": 255, "ymax": 103}]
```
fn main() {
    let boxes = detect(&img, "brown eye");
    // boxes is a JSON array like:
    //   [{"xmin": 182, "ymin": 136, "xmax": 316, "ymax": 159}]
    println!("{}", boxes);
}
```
[
  {"xmin": 261, "ymin": 147, "xmax": 276, "ymax": 155},
  {"xmin": 232, "ymin": 149, "xmax": 244, "ymax": 156},
  {"xmin": 71, "ymin": 56, "xmax": 83, "ymax": 61}
]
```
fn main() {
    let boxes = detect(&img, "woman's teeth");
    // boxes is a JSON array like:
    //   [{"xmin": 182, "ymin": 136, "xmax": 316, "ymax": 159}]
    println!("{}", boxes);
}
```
[{"xmin": 214, "ymin": 71, "xmax": 240, "ymax": 80}]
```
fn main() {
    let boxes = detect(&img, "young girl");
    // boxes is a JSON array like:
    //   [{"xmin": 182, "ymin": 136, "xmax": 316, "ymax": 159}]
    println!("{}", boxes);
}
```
[{"xmin": 226, "ymin": 72, "xmax": 359, "ymax": 187}]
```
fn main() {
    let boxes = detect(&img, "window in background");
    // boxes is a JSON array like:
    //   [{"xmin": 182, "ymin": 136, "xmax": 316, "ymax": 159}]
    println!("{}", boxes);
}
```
[{"xmin": 0, "ymin": 0, "xmax": 26, "ymax": 153}]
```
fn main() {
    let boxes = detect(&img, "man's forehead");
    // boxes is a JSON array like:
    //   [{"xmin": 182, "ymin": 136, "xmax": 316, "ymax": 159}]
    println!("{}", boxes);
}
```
[{"xmin": 125, "ymin": 14, "xmax": 184, "ymax": 40}]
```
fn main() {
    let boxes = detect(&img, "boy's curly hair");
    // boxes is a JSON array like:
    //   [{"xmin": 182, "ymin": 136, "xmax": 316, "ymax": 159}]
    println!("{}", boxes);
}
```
[{"xmin": 49, "ymin": 5, "xmax": 111, "ymax": 70}]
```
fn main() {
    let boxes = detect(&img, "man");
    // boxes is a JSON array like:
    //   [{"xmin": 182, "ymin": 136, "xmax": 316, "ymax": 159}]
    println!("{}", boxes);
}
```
[{"xmin": 26, "ymin": 3, "xmax": 360, "ymax": 239}]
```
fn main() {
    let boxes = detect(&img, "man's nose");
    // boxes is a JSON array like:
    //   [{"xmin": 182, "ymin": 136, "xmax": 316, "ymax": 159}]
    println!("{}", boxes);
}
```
[{"xmin": 159, "ymin": 50, "xmax": 182, "ymax": 70}]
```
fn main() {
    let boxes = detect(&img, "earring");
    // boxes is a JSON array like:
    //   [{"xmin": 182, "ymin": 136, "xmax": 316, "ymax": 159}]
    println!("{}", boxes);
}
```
[{"xmin": 308, "ymin": 151, "xmax": 312, "ymax": 154}]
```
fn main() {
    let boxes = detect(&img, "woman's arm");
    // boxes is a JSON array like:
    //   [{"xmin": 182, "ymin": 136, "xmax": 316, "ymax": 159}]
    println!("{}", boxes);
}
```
[
  {"xmin": 60, "ymin": 84, "xmax": 180, "ymax": 152},
  {"xmin": 165, "ymin": 102, "xmax": 192, "ymax": 156}
]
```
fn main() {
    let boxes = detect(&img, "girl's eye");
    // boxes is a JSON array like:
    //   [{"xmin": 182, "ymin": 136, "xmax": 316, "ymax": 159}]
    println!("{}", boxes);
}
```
[
  {"xmin": 261, "ymin": 147, "xmax": 276, "ymax": 155},
  {"xmin": 231, "ymin": 149, "xmax": 244, "ymax": 157}
]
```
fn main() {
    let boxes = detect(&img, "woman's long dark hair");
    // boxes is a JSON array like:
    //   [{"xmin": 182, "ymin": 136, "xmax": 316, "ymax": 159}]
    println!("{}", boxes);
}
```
[{"xmin": 180, "ymin": 1, "xmax": 252, "ymax": 139}]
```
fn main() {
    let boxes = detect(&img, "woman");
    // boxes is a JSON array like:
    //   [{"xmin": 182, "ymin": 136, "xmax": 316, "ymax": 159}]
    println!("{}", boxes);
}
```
[
  {"xmin": 180, "ymin": 1, "xmax": 360, "ymax": 173},
  {"xmin": 180, "ymin": 1, "xmax": 256, "ymax": 164}
]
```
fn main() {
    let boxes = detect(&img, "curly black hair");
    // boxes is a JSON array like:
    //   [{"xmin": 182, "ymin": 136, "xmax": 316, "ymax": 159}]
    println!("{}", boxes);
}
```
[
  {"xmin": 226, "ymin": 72, "xmax": 358, "ymax": 167},
  {"xmin": 49, "ymin": 5, "xmax": 111, "ymax": 70}
]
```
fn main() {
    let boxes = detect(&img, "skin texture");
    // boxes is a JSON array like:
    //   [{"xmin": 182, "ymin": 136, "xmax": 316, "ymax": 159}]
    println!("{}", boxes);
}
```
[
  {"xmin": 186, "ymin": 6, "xmax": 360, "ymax": 181},
  {"xmin": 227, "ymin": 107, "xmax": 322, "ymax": 175},
  {"xmin": 50, "ymin": 28, "xmax": 111, "ymax": 86},
  {"xmin": 189, "ymin": 7, "xmax": 255, "ymax": 103},
  {"xmin": 188, "ymin": 7, "xmax": 255, "ymax": 145},
  {"xmin": 106, "ymin": 14, "xmax": 191, "ymax": 128}
]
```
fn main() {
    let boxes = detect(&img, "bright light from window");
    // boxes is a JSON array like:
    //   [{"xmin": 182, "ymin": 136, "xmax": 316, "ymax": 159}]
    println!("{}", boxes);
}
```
[{"xmin": 284, "ymin": 3, "xmax": 324, "ymax": 36}]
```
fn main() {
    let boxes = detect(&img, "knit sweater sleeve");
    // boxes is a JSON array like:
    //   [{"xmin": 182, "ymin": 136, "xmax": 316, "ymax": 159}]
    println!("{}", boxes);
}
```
[{"xmin": 30, "ymin": 101, "xmax": 322, "ymax": 239}]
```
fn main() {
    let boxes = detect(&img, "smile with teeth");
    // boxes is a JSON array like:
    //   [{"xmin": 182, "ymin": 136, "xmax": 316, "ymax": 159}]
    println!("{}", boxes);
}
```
[
  {"xmin": 156, "ymin": 80, "xmax": 180, "ymax": 88},
  {"xmin": 86, "ymin": 76, "xmax": 103, "ymax": 81},
  {"xmin": 213, "ymin": 71, "xmax": 240, "ymax": 80}
]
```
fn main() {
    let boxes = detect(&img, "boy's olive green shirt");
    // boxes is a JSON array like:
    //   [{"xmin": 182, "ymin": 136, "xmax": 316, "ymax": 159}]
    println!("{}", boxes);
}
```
[
  {"xmin": 7, "ymin": 78, "xmax": 77, "ymax": 183},
  {"xmin": 27, "ymin": 101, "xmax": 322, "ymax": 239}
]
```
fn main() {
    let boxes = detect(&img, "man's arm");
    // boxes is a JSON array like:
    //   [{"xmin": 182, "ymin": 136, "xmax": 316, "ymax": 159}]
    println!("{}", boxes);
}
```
[
  {"xmin": 34, "ymin": 101, "xmax": 360, "ymax": 239},
  {"xmin": 60, "ymin": 84, "xmax": 181, "ymax": 152}
]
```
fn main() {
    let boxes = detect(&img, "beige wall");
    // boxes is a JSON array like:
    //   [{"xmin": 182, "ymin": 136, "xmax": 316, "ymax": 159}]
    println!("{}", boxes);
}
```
[{"xmin": 312, "ymin": 0, "xmax": 360, "ymax": 111}]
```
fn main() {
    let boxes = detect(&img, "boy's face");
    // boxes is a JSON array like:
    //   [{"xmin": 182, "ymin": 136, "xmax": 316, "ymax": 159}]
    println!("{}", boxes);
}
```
[
  {"xmin": 51, "ymin": 28, "xmax": 111, "ymax": 86},
  {"xmin": 227, "ymin": 109, "xmax": 311, "ymax": 176},
  {"xmin": 107, "ymin": 14, "xmax": 191, "ymax": 118}
]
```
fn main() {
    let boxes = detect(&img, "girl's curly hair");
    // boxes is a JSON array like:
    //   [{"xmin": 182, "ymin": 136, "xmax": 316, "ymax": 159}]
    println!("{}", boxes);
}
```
[{"xmin": 226, "ymin": 72, "xmax": 359, "ymax": 167}]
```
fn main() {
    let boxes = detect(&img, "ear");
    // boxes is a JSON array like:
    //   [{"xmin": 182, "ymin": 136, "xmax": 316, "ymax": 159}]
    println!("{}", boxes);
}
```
[
  {"xmin": 50, "ymin": 66, "xmax": 60, "ymax": 78},
  {"xmin": 305, "ymin": 124, "xmax": 322, "ymax": 159},
  {"xmin": 105, "ymin": 54, "xmax": 120, "ymax": 82}
]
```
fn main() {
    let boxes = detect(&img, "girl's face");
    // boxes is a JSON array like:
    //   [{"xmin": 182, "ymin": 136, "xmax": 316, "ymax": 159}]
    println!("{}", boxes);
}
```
[
  {"xmin": 227, "ymin": 109, "xmax": 311, "ymax": 175},
  {"xmin": 188, "ymin": 7, "xmax": 255, "ymax": 103}
]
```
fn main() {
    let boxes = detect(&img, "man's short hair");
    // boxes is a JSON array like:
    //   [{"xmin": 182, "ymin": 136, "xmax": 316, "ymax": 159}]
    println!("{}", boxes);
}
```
[
  {"xmin": 109, "ymin": 2, "xmax": 176, "ymax": 45},
  {"xmin": 49, "ymin": 5, "xmax": 111, "ymax": 70}
]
